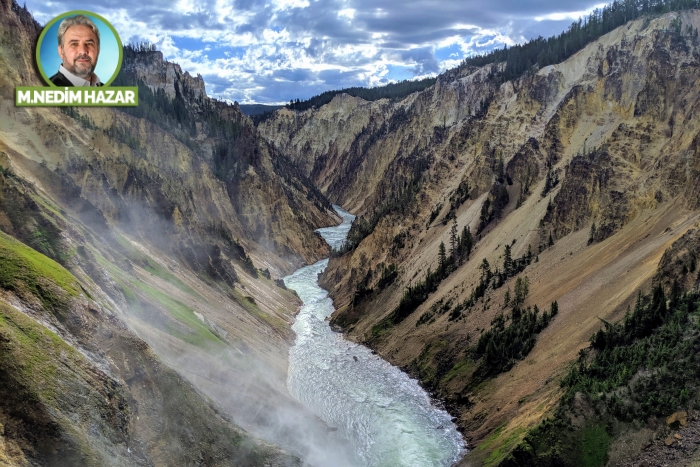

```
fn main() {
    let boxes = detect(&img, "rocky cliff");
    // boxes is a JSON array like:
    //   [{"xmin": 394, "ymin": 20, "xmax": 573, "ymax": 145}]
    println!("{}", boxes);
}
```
[
  {"xmin": 0, "ymin": 1, "xmax": 350, "ymax": 465},
  {"xmin": 259, "ymin": 9, "xmax": 700, "ymax": 465}
]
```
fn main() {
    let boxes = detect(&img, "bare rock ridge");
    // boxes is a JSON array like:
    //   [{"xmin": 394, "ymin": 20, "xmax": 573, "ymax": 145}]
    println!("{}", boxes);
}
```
[
  {"xmin": 258, "ymin": 9, "xmax": 700, "ymax": 466},
  {"xmin": 0, "ymin": 0, "xmax": 348, "ymax": 466},
  {"xmin": 123, "ymin": 49, "xmax": 207, "ymax": 100}
]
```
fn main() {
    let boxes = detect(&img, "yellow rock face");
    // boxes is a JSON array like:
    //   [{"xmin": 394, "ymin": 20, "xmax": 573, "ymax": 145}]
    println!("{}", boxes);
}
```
[{"xmin": 260, "ymin": 10, "xmax": 700, "ymax": 463}]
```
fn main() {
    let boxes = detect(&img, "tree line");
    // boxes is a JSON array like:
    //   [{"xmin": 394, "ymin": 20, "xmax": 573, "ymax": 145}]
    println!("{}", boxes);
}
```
[
  {"xmin": 502, "ymin": 282, "xmax": 700, "ymax": 465},
  {"xmin": 463, "ymin": 0, "xmax": 700, "ymax": 83},
  {"xmin": 282, "ymin": 77, "xmax": 438, "ymax": 114}
]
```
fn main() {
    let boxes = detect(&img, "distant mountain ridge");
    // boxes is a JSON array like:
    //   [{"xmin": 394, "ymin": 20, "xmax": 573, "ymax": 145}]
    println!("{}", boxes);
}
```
[{"xmin": 239, "ymin": 104, "xmax": 284, "ymax": 115}]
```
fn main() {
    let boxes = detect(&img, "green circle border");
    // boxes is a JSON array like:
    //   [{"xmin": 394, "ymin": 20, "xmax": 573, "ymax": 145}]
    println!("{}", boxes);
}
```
[{"xmin": 36, "ymin": 10, "xmax": 124, "ymax": 87}]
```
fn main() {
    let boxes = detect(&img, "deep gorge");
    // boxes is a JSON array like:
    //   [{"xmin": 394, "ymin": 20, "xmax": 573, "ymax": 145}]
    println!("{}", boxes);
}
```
[{"xmin": 2, "ymin": 1, "xmax": 700, "ymax": 466}]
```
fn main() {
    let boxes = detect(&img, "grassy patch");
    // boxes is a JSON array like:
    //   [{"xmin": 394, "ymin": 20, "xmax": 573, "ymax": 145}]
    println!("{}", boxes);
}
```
[
  {"xmin": 579, "ymin": 422, "xmax": 611, "ymax": 467},
  {"xmin": 410, "ymin": 340, "xmax": 447, "ymax": 388},
  {"xmin": 97, "ymin": 253, "xmax": 221, "ymax": 348},
  {"xmin": 0, "ymin": 302, "xmax": 78, "ymax": 402},
  {"xmin": 477, "ymin": 423, "xmax": 507, "ymax": 454},
  {"xmin": 0, "ymin": 230, "xmax": 80, "ymax": 310},
  {"xmin": 129, "ymin": 278, "xmax": 221, "ymax": 347},
  {"xmin": 441, "ymin": 357, "xmax": 474, "ymax": 384},
  {"xmin": 114, "ymin": 232, "xmax": 200, "ymax": 297},
  {"xmin": 371, "ymin": 317, "xmax": 393, "ymax": 338},
  {"xmin": 484, "ymin": 426, "xmax": 527, "ymax": 467}
]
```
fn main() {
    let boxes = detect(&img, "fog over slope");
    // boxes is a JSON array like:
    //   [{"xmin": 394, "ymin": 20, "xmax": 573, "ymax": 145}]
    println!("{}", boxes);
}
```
[{"xmin": 0, "ymin": 1, "xmax": 361, "ymax": 465}]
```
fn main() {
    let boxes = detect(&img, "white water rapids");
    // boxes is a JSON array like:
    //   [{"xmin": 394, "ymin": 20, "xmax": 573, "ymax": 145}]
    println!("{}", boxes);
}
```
[{"xmin": 284, "ymin": 206, "xmax": 466, "ymax": 467}]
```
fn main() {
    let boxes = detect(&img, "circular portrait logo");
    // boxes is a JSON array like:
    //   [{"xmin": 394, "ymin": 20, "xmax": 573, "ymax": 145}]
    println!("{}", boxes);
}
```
[{"xmin": 36, "ymin": 10, "xmax": 123, "ymax": 87}]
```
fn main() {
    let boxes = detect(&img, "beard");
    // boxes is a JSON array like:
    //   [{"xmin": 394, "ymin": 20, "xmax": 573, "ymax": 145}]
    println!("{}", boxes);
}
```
[{"xmin": 69, "ymin": 54, "xmax": 95, "ymax": 79}]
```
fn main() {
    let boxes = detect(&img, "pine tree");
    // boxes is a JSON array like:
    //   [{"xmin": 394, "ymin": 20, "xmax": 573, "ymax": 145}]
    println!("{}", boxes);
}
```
[
  {"xmin": 503, "ymin": 244, "xmax": 513, "ymax": 277},
  {"xmin": 461, "ymin": 225, "xmax": 473, "ymax": 259},
  {"xmin": 588, "ymin": 222, "xmax": 597, "ymax": 244},
  {"xmin": 496, "ymin": 155, "xmax": 505, "ymax": 184},
  {"xmin": 450, "ymin": 218, "xmax": 458, "ymax": 260},
  {"xmin": 480, "ymin": 258, "xmax": 491, "ymax": 282},
  {"xmin": 516, "ymin": 185, "xmax": 524, "ymax": 208},
  {"xmin": 438, "ymin": 242, "xmax": 447, "ymax": 275},
  {"xmin": 514, "ymin": 276, "xmax": 530, "ymax": 307}
]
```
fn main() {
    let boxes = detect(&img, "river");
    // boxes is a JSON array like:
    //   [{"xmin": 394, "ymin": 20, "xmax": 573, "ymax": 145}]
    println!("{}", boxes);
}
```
[{"xmin": 284, "ymin": 205, "xmax": 466, "ymax": 467}]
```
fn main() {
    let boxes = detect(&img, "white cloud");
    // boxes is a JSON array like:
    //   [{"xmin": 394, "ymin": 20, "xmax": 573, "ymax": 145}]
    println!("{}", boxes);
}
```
[
  {"xmin": 534, "ymin": 3, "xmax": 607, "ymax": 22},
  {"xmin": 338, "ymin": 8, "xmax": 355, "ymax": 20},
  {"xmin": 26, "ymin": 0, "xmax": 607, "ymax": 104},
  {"xmin": 273, "ymin": 0, "xmax": 311, "ymax": 9}
]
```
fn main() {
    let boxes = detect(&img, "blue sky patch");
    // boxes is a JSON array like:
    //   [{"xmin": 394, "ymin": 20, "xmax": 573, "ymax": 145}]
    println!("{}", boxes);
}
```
[
  {"xmin": 384, "ymin": 64, "xmax": 416, "ymax": 82},
  {"xmin": 435, "ymin": 43, "xmax": 464, "ymax": 61}
]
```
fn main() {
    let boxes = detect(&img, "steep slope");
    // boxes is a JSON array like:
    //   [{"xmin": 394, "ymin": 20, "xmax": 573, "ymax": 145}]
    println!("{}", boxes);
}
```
[
  {"xmin": 259, "ymin": 9, "xmax": 700, "ymax": 465},
  {"xmin": 0, "ymin": 1, "xmax": 353, "ymax": 466},
  {"xmin": 0, "ymin": 229, "xmax": 298, "ymax": 467}
]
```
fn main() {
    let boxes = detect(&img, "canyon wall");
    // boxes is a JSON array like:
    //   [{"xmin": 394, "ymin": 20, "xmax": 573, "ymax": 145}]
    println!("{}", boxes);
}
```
[{"xmin": 259, "ymin": 10, "xmax": 700, "ymax": 465}]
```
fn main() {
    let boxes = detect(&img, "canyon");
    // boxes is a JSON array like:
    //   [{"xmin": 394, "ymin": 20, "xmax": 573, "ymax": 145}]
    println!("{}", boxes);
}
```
[
  {"xmin": 258, "ymin": 8, "xmax": 700, "ymax": 466},
  {"xmin": 1, "ymin": 0, "xmax": 700, "ymax": 466}
]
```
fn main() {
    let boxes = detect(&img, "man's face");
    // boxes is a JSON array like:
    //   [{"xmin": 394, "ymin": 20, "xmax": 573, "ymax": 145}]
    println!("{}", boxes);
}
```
[{"xmin": 58, "ymin": 24, "xmax": 99, "ymax": 79}]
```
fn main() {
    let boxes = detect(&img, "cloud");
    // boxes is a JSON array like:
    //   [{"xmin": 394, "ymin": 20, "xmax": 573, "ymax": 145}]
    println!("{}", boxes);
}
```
[{"xmin": 26, "ymin": 0, "xmax": 606, "ymax": 103}]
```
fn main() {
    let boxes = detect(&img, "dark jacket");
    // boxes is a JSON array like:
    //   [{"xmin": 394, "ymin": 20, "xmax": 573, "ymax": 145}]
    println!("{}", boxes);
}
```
[
  {"xmin": 49, "ymin": 71, "xmax": 102, "ymax": 87},
  {"xmin": 49, "ymin": 71, "xmax": 73, "ymax": 86}
]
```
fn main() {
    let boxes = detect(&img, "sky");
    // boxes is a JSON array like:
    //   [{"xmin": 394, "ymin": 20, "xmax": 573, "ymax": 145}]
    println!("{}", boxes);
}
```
[{"xmin": 25, "ymin": 0, "xmax": 606, "ymax": 104}]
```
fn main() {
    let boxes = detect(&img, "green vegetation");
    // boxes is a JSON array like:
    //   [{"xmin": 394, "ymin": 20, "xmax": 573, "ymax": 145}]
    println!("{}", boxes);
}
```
[
  {"xmin": 384, "ymin": 224, "xmax": 474, "ymax": 326},
  {"xmin": 0, "ymin": 302, "xmax": 78, "ymax": 402},
  {"xmin": 336, "ymin": 172, "xmax": 426, "ymax": 254},
  {"xmin": 501, "ymin": 284, "xmax": 700, "ymax": 466},
  {"xmin": 96, "ymin": 252, "xmax": 222, "ymax": 348},
  {"xmin": 562, "ymin": 284, "xmax": 700, "ymax": 420},
  {"xmin": 416, "ymin": 297, "xmax": 453, "ymax": 326},
  {"xmin": 0, "ymin": 175, "xmax": 71, "ymax": 264},
  {"xmin": 0, "ymin": 164, "xmax": 16, "ymax": 178},
  {"xmin": 127, "ymin": 275, "xmax": 222, "ymax": 347},
  {"xmin": 448, "ymin": 179, "xmax": 471, "ymax": 216},
  {"xmin": 113, "ymin": 232, "xmax": 200, "ymax": 297},
  {"xmin": 453, "ymin": 245, "xmax": 535, "ymax": 321},
  {"xmin": 482, "ymin": 426, "xmax": 528, "ymax": 467},
  {"xmin": 478, "ymin": 182, "xmax": 509, "ymax": 233},
  {"xmin": 476, "ymin": 301, "xmax": 558, "ymax": 376},
  {"xmin": 374, "ymin": 236, "xmax": 537, "ymax": 338},
  {"xmin": 0, "ymin": 230, "xmax": 80, "ymax": 311},
  {"xmin": 441, "ymin": 357, "xmax": 474, "ymax": 384},
  {"xmin": 232, "ymin": 288, "xmax": 287, "ymax": 332},
  {"xmin": 463, "ymin": 0, "xmax": 700, "ymax": 84},
  {"xmin": 579, "ymin": 423, "xmax": 612, "ymax": 467},
  {"xmin": 114, "ymin": 45, "xmax": 257, "ymax": 184},
  {"xmin": 60, "ymin": 106, "xmax": 96, "ymax": 129},
  {"xmin": 409, "ymin": 340, "xmax": 448, "ymax": 388},
  {"xmin": 351, "ymin": 262, "xmax": 398, "ymax": 306},
  {"xmin": 541, "ymin": 168, "xmax": 560, "ymax": 198}
]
